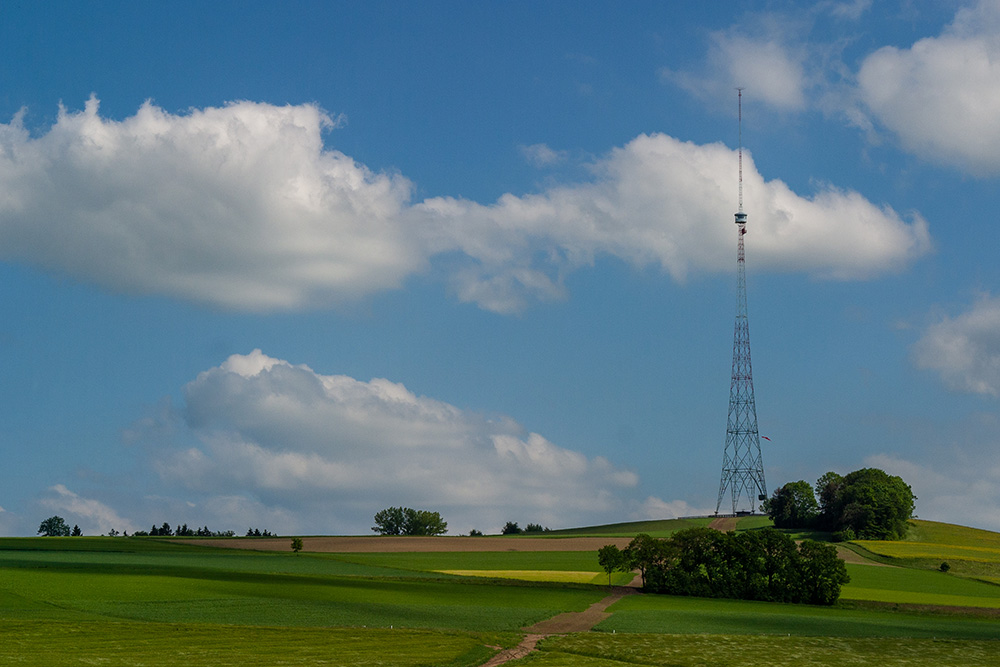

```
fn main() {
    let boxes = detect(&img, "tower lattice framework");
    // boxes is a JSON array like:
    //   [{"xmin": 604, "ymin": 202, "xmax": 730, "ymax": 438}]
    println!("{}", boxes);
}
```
[{"xmin": 716, "ymin": 89, "xmax": 767, "ymax": 515}]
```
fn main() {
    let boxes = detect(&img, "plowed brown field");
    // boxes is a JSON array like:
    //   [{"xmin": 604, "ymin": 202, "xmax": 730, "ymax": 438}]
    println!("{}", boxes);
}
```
[{"xmin": 174, "ymin": 535, "xmax": 633, "ymax": 553}]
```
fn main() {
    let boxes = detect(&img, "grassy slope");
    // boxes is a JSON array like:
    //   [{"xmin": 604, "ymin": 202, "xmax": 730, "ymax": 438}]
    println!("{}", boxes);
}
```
[
  {"xmin": 547, "ymin": 515, "xmax": 770, "ymax": 538},
  {"xmin": 850, "ymin": 519, "xmax": 1000, "ymax": 582},
  {"xmin": 548, "ymin": 518, "xmax": 709, "ymax": 537},
  {"xmin": 3, "ymin": 518, "xmax": 1000, "ymax": 666},
  {"xmin": 0, "ymin": 542, "xmax": 603, "ymax": 631}
]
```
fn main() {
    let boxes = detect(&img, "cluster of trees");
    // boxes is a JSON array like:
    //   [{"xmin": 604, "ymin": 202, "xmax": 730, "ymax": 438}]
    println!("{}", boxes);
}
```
[
  {"xmin": 599, "ymin": 528, "xmax": 849, "ymax": 605},
  {"xmin": 765, "ymin": 467, "xmax": 915, "ymax": 540},
  {"xmin": 500, "ymin": 521, "xmax": 549, "ymax": 535},
  {"xmin": 132, "ymin": 523, "xmax": 237, "ymax": 537},
  {"xmin": 372, "ymin": 507, "xmax": 448, "ymax": 536}
]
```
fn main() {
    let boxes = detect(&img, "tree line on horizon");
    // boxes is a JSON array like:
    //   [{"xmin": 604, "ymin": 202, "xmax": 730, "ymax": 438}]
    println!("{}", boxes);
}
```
[{"xmin": 35, "ymin": 517, "xmax": 273, "ymax": 539}]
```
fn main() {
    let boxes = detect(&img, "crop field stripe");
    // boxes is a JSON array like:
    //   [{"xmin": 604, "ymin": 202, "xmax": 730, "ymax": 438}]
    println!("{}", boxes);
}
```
[
  {"xmin": 0, "ymin": 619, "xmax": 505, "ymax": 667},
  {"xmin": 598, "ymin": 595, "xmax": 1000, "ymax": 640},
  {"xmin": 435, "ymin": 569, "xmax": 634, "ymax": 585},
  {"xmin": 535, "ymin": 633, "xmax": 1000, "ymax": 667},
  {"xmin": 843, "ymin": 587, "xmax": 1000, "ymax": 608},
  {"xmin": 858, "ymin": 540, "xmax": 1000, "ymax": 561},
  {"xmin": 327, "ymin": 550, "xmax": 605, "ymax": 574}
]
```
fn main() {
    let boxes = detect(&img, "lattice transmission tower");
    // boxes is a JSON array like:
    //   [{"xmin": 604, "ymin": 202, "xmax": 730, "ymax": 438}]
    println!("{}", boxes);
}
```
[{"xmin": 716, "ymin": 89, "xmax": 767, "ymax": 515}]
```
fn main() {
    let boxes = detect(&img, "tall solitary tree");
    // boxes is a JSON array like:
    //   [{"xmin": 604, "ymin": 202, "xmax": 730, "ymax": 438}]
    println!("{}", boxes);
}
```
[
  {"xmin": 597, "ymin": 544, "xmax": 627, "ymax": 586},
  {"xmin": 372, "ymin": 507, "xmax": 447, "ymax": 536},
  {"xmin": 38, "ymin": 516, "xmax": 71, "ymax": 537}
]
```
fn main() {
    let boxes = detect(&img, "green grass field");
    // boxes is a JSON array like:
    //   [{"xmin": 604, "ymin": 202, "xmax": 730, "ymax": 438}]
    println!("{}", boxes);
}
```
[
  {"xmin": 527, "ymin": 634, "xmax": 1000, "ymax": 666},
  {"xmin": 596, "ymin": 591, "xmax": 1000, "ymax": 639},
  {"xmin": 1, "ymin": 519, "xmax": 998, "ymax": 666}
]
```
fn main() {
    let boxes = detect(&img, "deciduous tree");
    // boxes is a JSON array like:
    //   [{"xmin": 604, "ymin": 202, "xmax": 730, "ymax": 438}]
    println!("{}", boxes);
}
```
[
  {"xmin": 372, "ymin": 507, "xmax": 447, "ymax": 536},
  {"xmin": 37, "ymin": 516, "xmax": 70, "ymax": 537},
  {"xmin": 597, "ymin": 544, "xmax": 627, "ymax": 586},
  {"xmin": 764, "ymin": 480, "xmax": 820, "ymax": 528}
]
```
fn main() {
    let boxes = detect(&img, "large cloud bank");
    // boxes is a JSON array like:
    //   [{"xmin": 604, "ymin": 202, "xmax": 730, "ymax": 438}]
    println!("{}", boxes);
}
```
[
  {"xmin": 138, "ymin": 349, "xmax": 644, "ymax": 534},
  {"xmin": 0, "ymin": 97, "xmax": 929, "ymax": 313}
]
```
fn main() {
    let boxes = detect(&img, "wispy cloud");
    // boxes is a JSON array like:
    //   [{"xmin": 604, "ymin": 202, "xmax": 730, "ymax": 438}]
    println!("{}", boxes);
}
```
[
  {"xmin": 40, "ymin": 484, "xmax": 136, "ymax": 535},
  {"xmin": 913, "ymin": 293, "xmax": 1000, "ymax": 396},
  {"xmin": 663, "ymin": 31, "xmax": 809, "ymax": 112},
  {"xmin": 867, "ymin": 447, "xmax": 1000, "ymax": 532},
  {"xmin": 519, "ymin": 143, "xmax": 568, "ymax": 167}
]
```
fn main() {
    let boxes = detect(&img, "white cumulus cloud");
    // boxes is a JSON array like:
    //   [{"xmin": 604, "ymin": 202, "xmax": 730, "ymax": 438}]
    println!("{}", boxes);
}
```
[
  {"xmin": 144, "ymin": 350, "xmax": 640, "ymax": 534},
  {"xmin": 418, "ymin": 133, "xmax": 930, "ymax": 312},
  {"xmin": 0, "ymin": 96, "xmax": 419, "ymax": 311},
  {"xmin": 857, "ymin": 0, "xmax": 1000, "ymax": 175}
]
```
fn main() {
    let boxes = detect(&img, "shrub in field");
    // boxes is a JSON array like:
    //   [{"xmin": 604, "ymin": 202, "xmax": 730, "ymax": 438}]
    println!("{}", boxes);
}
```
[{"xmin": 601, "ymin": 528, "xmax": 849, "ymax": 605}]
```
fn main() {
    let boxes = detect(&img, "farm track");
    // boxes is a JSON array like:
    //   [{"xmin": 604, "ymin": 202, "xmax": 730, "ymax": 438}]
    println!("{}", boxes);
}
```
[
  {"xmin": 484, "ymin": 586, "xmax": 638, "ymax": 666},
  {"xmin": 708, "ymin": 516, "xmax": 739, "ymax": 532}
]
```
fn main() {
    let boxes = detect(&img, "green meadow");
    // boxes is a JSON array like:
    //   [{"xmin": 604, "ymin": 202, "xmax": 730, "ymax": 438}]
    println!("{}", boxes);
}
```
[{"xmin": 1, "ymin": 519, "xmax": 998, "ymax": 666}]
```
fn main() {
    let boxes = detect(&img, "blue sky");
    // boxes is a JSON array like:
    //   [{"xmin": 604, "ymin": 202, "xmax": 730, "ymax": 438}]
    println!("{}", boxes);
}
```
[{"xmin": 1, "ymin": 0, "xmax": 999, "ymax": 536}]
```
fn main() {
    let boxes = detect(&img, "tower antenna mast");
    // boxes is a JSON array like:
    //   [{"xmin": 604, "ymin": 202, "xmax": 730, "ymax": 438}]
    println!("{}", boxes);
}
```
[
  {"xmin": 738, "ymin": 87, "xmax": 743, "ymax": 214},
  {"xmin": 716, "ymin": 88, "xmax": 767, "ymax": 515}
]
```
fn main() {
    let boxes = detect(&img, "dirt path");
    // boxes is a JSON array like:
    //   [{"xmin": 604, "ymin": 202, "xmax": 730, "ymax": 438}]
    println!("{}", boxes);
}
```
[
  {"xmin": 708, "ymin": 517, "xmax": 739, "ymax": 532},
  {"xmin": 482, "ymin": 586, "xmax": 637, "ymax": 666},
  {"xmin": 835, "ymin": 544, "xmax": 893, "ymax": 566}
]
